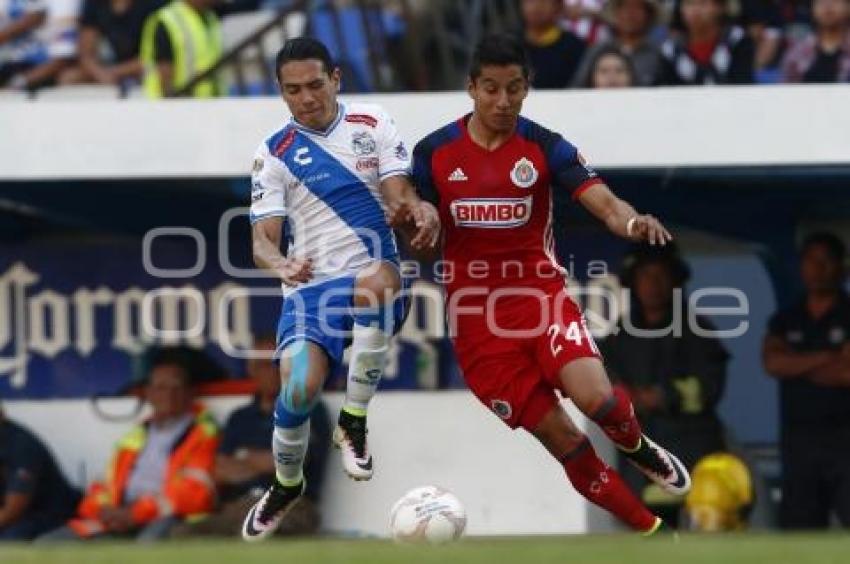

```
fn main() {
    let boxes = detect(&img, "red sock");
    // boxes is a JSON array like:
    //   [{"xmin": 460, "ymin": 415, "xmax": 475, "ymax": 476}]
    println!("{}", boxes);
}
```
[
  {"xmin": 561, "ymin": 439, "xmax": 657, "ymax": 532},
  {"xmin": 591, "ymin": 386, "xmax": 642, "ymax": 451}
]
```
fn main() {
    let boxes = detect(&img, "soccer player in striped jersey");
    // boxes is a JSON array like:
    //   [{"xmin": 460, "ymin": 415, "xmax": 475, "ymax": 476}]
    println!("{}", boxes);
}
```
[{"xmin": 242, "ymin": 38, "xmax": 439, "ymax": 541}]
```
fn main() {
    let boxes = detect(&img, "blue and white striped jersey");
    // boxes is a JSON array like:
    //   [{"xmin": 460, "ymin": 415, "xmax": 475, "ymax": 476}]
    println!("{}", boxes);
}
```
[{"xmin": 250, "ymin": 102, "xmax": 411, "ymax": 292}]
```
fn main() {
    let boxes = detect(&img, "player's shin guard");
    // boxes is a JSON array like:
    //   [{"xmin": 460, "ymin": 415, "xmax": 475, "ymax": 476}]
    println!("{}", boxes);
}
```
[
  {"xmin": 561, "ymin": 438, "xmax": 657, "ymax": 532},
  {"xmin": 591, "ymin": 385, "xmax": 642, "ymax": 452},
  {"xmin": 343, "ymin": 316, "xmax": 389, "ymax": 416},
  {"xmin": 272, "ymin": 405, "xmax": 311, "ymax": 487}
]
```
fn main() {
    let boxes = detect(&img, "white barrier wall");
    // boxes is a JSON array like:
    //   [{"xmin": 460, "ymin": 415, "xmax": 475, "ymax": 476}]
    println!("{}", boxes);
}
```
[
  {"xmin": 4, "ymin": 391, "xmax": 617, "ymax": 536},
  {"xmin": 1, "ymin": 86, "xmax": 849, "ymax": 180}
]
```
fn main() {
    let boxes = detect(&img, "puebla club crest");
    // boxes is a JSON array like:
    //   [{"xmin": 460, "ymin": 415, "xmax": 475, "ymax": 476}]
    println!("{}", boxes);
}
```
[
  {"xmin": 351, "ymin": 131, "xmax": 377, "ymax": 156},
  {"xmin": 510, "ymin": 157, "xmax": 538, "ymax": 188}
]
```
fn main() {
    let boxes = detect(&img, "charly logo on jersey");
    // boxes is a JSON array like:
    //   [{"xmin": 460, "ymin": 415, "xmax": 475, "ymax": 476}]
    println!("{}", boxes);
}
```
[
  {"xmin": 450, "ymin": 196, "xmax": 533, "ymax": 228},
  {"xmin": 510, "ymin": 157, "xmax": 538, "ymax": 188},
  {"xmin": 351, "ymin": 131, "xmax": 377, "ymax": 156},
  {"xmin": 293, "ymin": 147, "xmax": 312, "ymax": 166}
]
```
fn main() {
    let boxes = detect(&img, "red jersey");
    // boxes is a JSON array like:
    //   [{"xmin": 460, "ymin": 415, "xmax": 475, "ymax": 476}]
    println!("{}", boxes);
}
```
[{"xmin": 412, "ymin": 115, "xmax": 602, "ymax": 302}]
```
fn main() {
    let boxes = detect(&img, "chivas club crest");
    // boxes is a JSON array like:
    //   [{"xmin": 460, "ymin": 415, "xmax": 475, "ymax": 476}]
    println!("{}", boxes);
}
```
[{"xmin": 510, "ymin": 157, "xmax": 538, "ymax": 188}]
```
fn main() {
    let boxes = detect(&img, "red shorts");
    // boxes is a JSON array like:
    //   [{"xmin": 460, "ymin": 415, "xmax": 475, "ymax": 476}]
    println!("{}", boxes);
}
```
[{"xmin": 452, "ymin": 288, "xmax": 600, "ymax": 431}]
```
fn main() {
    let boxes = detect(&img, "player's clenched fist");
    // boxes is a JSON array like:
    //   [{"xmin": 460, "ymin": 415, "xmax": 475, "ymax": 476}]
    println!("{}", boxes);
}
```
[
  {"xmin": 628, "ymin": 214, "xmax": 673, "ymax": 246},
  {"xmin": 277, "ymin": 257, "xmax": 313, "ymax": 286}
]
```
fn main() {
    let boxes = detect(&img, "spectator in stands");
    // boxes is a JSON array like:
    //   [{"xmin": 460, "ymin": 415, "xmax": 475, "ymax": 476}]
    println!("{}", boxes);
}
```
[
  {"xmin": 40, "ymin": 349, "xmax": 220, "ymax": 542},
  {"xmin": 172, "ymin": 336, "xmax": 331, "ymax": 537},
  {"xmin": 600, "ymin": 244, "xmax": 729, "ymax": 525},
  {"xmin": 0, "ymin": 0, "xmax": 78, "ymax": 90},
  {"xmin": 572, "ymin": 0, "xmax": 664, "ymax": 86},
  {"xmin": 140, "ymin": 0, "xmax": 222, "ymax": 97},
  {"xmin": 660, "ymin": 0, "xmax": 755, "ymax": 84},
  {"xmin": 59, "ymin": 0, "xmax": 167, "ymax": 88},
  {"xmin": 522, "ymin": 0, "xmax": 586, "ymax": 88},
  {"xmin": 738, "ymin": 0, "xmax": 785, "ymax": 80},
  {"xmin": 561, "ymin": 0, "xmax": 610, "ymax": 44},
  {"xmin": 782, "ymin": 0, "xmax": 850, "ymax": 82},
  {"xmin": 581, "ymin": 46, "xmax": 637, "ymax": 87},
  {"xmin": 763, "ymin": 232, "xmax": 850, "ymax": 529},
  {"xmin": 0, "ymin": 404, "xmax": 80, "ymax": 541}
]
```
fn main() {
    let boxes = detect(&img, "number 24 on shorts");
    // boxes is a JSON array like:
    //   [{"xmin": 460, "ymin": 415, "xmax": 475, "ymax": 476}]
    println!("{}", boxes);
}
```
[{"xmin": 546, "ymin": 319, "xmax": 599, "ymax": 357}]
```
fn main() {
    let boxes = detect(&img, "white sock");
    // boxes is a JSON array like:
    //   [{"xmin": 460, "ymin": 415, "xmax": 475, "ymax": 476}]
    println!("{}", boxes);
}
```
[
  {"xmin": 343, "ymin": 322, "xmax": 389, "ymax": 416},
  {"xmin": 272, "ymin": 421, "xmax": 310, "ymax": 487}
]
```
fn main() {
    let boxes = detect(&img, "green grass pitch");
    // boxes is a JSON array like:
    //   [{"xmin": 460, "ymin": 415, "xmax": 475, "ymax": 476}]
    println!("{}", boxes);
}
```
[{"xmin": 4, "ymin": 534, "xmax": 849, "ymax": 564}]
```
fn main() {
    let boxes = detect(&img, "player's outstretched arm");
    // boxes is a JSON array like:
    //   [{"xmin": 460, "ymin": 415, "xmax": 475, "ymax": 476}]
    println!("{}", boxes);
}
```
[
  {"xmin": 577, "ymin": 183, "xmax": 672, "ymax": 245},
  {"xmin": 251, "ymin": 217, "xmax": 313, "ymax": 286},
  {"xmin": 380, "ymin": 175, "xmax": 441, "ymax": 251}
]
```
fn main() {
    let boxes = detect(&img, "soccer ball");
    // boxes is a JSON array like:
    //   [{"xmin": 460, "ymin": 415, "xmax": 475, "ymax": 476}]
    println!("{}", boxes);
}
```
[{"xmin": 389, "ymin": 485, "xmax": 467, "ymax": 544}]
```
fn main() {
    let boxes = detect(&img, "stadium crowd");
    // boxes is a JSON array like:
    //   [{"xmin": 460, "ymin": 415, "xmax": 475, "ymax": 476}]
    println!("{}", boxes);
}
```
[{"xmin": 1, "ymin": 0, "xmax": 849, "ymax": 95}]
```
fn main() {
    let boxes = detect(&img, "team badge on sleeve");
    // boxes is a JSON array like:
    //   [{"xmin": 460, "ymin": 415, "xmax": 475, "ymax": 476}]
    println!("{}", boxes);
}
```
[
  {"xmin": 510, "ymin": 157, "xmax": 538, "ymax": 188},
  {"xmin": 352, "ymin": 131, "xmax": 377, "ymax": 156},
  {"xmin": 394, "ymin": 141, "xmax": 409, "ymax": 160}
]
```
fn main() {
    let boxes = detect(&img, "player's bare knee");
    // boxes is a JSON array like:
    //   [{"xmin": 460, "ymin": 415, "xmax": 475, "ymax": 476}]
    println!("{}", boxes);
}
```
[{"xmin": 354, "ymin": 262, "xmax": 400, "ymax": 307}]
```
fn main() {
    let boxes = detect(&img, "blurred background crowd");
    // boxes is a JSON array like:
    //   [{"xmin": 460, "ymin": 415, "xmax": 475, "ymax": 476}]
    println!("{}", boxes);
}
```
[{"xmin": 1, "ymin": 0, "xmax": 849, "ymax": 98}]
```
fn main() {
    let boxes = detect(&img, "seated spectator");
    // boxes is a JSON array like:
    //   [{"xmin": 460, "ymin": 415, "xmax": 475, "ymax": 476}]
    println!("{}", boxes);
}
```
[
  {"xmin": 0, "ymin": 0, "xmax": 47, "ymax": 87},
  {"xmin": 660, "ymin": 0, "xmax": 755, "ymax": 84},
  {"xmin": 0, "ymin": 405, "xmax": 80, "ymax": 541},
  {"xmin": 763, "ymin": 232, "xmax": 850, "ymax": 529},
  {"xmin": 581, "ymin": 46, "xmax": 637, "ymax": 86},
  {"xmin": 600, "ymin": 244, "xmax": 729, "ymax": 526},
  {"xmin": 40, "ymin": 349, "xmax": 219, "ymax": 542},
  {"xmin": 172, "ymin": 336, "xmax": 331, "ymax": 538},
  {"xmin": 0, "ymin": 0, "xmax": 77, "ymax": 90},
  {"xmin": 782, "ymin": 0, "xmax": 850, "ymax": 82},
  {"xmin": 140, "ymin": 0, "xmax": 222, "ymax": 97},
  {"xmin": 573, "ymin": 0, "xmax": 665, "ymax": 86},
  {"xmin": 59, "ymin": 0, "xmax": 167, "ymax": 88},
  {"xmin": 561, "ymin": 0, "xmax": 610, "ymax": 44},
  {"xmin": 738, "ymin": 0, "xmax": 784, "ymax": 78},
  {"xmin": 521, "ymin": 0, "xmax": 586, "ymax": 88}
]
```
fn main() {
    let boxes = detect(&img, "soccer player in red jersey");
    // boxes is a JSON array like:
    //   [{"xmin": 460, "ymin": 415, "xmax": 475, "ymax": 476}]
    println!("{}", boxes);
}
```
[{"xmin": 412, "ymin": 34, "xmax": 690, "ymax": 534}]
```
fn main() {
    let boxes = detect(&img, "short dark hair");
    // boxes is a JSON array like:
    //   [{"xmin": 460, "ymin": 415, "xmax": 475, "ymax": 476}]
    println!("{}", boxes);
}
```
[
  {"xmin": 275, "ymin": 37, "xmax": 335, "ymax": 79},
  {"xmin": 469, "ymin": 33, "xmax": 531, "ymax": 81},
  {"xmin": 802, "ymin": 231, "xmax": 846, "ymax": 264}
]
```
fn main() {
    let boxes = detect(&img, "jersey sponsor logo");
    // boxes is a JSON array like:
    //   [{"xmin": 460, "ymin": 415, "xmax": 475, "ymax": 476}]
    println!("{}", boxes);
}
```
[
  {"xmin": 273, "ymin": 128, "xmax": 297, "ymax": 157},
  {"xmin": 490, "ymin": 399, "xmax": 512, "ymax": 420},
  {"xmin": 448, "ymin": 168, "xmax": 468, "ymax": 182},
  {"xmin": 510, "ymin": 157, "xmax": 538, "ymax": 188},
  {"xmin": 351, "ymin": 131, "xmax": 377, "ymax": 156},
  {"xmin": 450, "ymin": 196, "xmax": 533, "ymax": 228},
  {"xmin": 293, "ymin": 147, "xmax": 312, "ymax": 166},
  {"xmin": 356, "ymin": 157, "xmax": 379, "ymax": 171},
  {"xmin": 345, "ymin": 113, "xmax": 378, "ymax": 128}
]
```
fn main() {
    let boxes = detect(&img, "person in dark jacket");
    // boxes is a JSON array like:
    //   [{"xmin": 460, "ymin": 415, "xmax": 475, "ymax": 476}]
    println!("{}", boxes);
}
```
[
  {"xmin": 600, "ymin": 244, "xmax": 729, "ymax": 525},
  {"xmin": 0, "ymin": 405, "xmax": 80, "ymax": 541}
]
